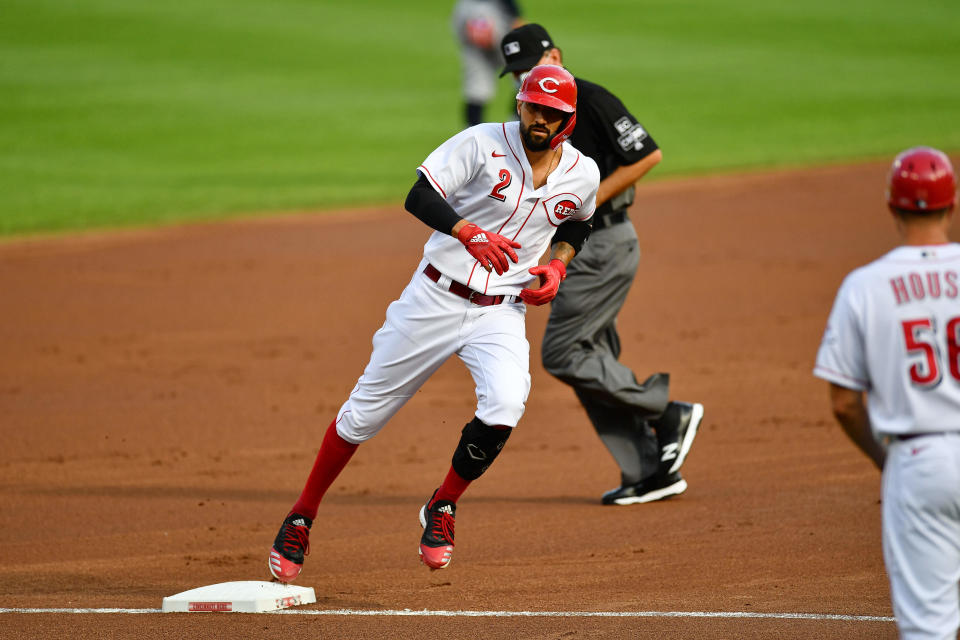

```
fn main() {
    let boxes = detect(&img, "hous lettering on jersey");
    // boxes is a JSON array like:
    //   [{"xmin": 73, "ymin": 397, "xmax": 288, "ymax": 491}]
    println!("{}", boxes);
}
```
[{"xmin": 889, "ymin": 269, "xmax": 960, "ymax": 305}]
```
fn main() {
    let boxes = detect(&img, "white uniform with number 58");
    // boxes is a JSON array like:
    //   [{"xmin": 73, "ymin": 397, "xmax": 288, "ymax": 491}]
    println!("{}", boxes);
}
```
[{"xmin": 815, "ymin": 243, "xmax": 960, "ymax": 639}]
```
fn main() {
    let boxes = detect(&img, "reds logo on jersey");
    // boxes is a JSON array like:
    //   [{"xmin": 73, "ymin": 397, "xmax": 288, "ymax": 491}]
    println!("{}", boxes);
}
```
[
  {"xmin": 542, "ymin": 193, "xmax": 583, "ymax": 226},
  {"xmin": 553, "ymin": 200, "xmax": 577, "ymax": 219}
]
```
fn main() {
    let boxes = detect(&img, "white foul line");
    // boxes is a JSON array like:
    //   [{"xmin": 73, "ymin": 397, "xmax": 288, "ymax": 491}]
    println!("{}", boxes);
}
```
[
  {"xmin": 0, "ymin": 607, "xmax": 894, "ymax": 622},
  {"xmin": 273, "ymin": 609, "xmax": 895, "ymax": 622},
  {"xmin": 0, "ymin": 608, "xmax": 159, "ymax": 614}
]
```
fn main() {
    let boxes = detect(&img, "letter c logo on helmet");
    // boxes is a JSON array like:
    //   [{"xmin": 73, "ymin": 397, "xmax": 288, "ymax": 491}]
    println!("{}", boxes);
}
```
[
  {"xmin": 538, "ymin": 77, "xmax": 559, "ymax": 93},
  {"xmin": 516, "ymin": 64, "xmax": 578, "ymax": 149},
  {"xmin": 517, "ymin": 65, "xmax": 575, "ymax": 113}
]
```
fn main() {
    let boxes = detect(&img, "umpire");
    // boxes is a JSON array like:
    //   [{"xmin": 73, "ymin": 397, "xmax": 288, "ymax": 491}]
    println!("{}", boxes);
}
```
[{"xmin": 499, "ymin": 24, "xmax": 703, "ymax": 505}]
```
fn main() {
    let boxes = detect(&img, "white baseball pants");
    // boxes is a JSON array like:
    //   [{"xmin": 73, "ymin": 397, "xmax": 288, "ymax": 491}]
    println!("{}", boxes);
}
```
[
  {"xmin": 335, "ymin": 261, "xmax": 531, "ymax": 443},
  {"xmin": 882, "ymin": 432, "xmax": 960, "ymax": 640}
]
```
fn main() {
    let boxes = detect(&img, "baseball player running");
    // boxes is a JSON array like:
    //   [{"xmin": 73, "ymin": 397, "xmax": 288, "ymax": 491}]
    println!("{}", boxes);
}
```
[
  {"xmin": 268, "ymin": 65, "xmax": 599, "ymax": 582},
  {"xmin": 499, "ymin": 24, "xmax": 703, "ymax": 505},
  {"xmin": 814, "ymin": 146, "xmax": 959, "ymax": 639}
]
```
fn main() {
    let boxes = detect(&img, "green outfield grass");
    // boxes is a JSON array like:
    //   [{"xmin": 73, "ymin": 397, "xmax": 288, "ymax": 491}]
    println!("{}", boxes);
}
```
[{"xmin": 1, "ymin": 0, "xmax": 958, "ymax": 235}]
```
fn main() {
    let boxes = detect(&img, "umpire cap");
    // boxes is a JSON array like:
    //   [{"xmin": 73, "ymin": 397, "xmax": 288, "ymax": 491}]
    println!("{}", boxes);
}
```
[{"xmin": 499, "ymin": 23, "xmax": 555, "ymax": 77}]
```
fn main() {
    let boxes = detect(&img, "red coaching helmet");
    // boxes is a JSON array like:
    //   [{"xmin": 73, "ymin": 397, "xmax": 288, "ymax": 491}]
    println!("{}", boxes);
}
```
[
  {"xmin": 887, "ymin": 146, "xmax": 957, "ymax": 212},
  {"xmin": 516, "ymin": 64, "xmax": 577, "ymax": 149}
]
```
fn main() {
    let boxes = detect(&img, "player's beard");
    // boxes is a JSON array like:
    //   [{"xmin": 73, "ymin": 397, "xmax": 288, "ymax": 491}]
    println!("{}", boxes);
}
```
[{"xmin": 520, "ymin": 121, "xmax": 553, "ymax": 151}]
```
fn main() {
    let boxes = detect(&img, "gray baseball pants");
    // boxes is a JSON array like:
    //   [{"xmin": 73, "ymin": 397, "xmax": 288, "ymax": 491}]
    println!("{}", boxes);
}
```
[{"xmin": 541, "ymin": 217, "xmax": 669, "ymax": 485}]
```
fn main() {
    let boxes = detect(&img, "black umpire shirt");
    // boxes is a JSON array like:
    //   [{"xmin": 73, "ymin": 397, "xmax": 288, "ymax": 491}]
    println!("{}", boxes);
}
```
[{"xmin": 569, "ymin": 77, "xmax": 659, "ymax": 217}]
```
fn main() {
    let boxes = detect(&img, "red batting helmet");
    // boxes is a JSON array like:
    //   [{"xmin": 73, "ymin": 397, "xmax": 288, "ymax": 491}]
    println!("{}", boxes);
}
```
[
  {"xmin": 887, "ymin": 146, "xmax": 957, "ymax": 212},
  {"xmin": 516, "ymin": 64, "xmax": 577, "ymax": 149}
]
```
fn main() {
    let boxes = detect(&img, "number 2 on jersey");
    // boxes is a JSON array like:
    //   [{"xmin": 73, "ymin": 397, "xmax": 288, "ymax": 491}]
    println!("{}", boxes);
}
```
[
  {"xmin": 901, "ymin": 317, "xmax": 960, "ymax": 387},
  {"xmin": 488, "ymin": 170, "xmax": 512, "ymax": 202}
]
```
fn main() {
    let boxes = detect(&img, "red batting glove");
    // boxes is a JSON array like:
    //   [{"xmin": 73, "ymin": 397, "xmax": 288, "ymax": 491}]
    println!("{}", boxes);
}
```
[
  {"xmin": 519, "ymin": 259, "xmax": 567, "ymax": 306},
  {"xmin": 457, "ymin": 223, "xmax": 521, "ymax": 275}
]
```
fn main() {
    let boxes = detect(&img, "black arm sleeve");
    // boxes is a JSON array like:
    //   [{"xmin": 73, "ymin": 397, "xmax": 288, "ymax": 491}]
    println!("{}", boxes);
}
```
[
  {"xmin": 550, "ymin": 219, "xmax": 592, "ymax": 255},
  {"xmin": 404, "ymin": 173, "xmax": 463, "ymax": 234}
]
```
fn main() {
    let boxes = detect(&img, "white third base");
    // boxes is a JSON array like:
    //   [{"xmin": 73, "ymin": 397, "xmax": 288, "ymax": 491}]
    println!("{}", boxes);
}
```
[{"xmin": 161, "ymin": 580, "xmax": 316, "ymax": 613}]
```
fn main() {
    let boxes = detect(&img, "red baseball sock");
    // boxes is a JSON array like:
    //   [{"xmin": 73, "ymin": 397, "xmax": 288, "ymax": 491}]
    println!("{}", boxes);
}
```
[
  {"xmin": 433, "ymin": 466, "xmax": 471, "ymax": 505},
  {"xmin": 291, "ymin": 419, "xmax": 358, "ymax": 520}
]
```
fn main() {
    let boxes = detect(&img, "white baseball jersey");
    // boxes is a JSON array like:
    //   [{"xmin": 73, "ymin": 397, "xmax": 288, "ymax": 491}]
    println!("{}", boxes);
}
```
[
  {"xmin": 417, "ymin": 121, "xmax": 599, "ymax": 296},
  {"xmin": 814, "ymin": 243, "xmax": 960, "ymax": 436},
  {"xmin": 334, "ymin": 122, "xmax": 599, "ymax": 445},
  {"xmin": 815, "ymin": 242, "xmax": 960, "ymax": 639}
]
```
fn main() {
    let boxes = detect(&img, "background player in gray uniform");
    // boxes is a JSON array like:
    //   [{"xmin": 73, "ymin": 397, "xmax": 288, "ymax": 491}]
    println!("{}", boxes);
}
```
[
  {"xmin": 500, "ymin": 24, "xmax": 703, "ymax": 505},
  {"xmin": 452, "ymin": 0, "xmax": 524, "ymax": 127},
  {"xmin": 815, "ymin": 147, "xmax": 959, "ymax": 640}
]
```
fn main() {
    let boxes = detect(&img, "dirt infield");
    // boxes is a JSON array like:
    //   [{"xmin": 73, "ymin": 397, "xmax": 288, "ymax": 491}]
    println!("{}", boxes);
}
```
[{"xmin": 0, "ymin": 159, "xmax": 932, "ymax": 638}]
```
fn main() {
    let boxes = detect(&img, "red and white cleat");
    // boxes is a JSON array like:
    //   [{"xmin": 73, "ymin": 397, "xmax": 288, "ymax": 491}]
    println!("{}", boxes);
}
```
[
  {"xmin": 418, "ymin": 490, "xmax": 456, "ymax": 570},
  {"xmin": 268, "ymin": 513, "xmax": 312, "ymax": 583}
]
